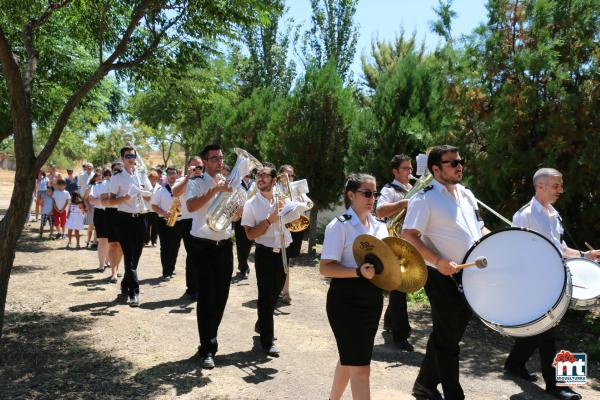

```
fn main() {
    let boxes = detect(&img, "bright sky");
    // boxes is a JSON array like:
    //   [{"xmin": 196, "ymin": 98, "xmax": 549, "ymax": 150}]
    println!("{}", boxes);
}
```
[{"xmin": 286, "ymin": 0, "xmax": 488, "ymax": 78}]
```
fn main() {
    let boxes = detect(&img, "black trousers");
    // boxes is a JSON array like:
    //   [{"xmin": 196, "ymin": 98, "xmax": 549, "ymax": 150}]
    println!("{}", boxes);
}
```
[
  {"xmin": 191, "ymin": 237, "xmax": 233, "ymax": 356},
  {"xmin": 157, "ymin": 218, "xmax": 184, "ymax": 277},
  {"xmin": 505, "ymin": 327, "xmax": 557, "ymax": 389},
  {"xmin": 144, "ymin": 211, "xmax": 159, "ymax": 245},
  {"xmin": 180, "ymin": 219, "xmax": 197, "ymax": 294},
  {"xmin": 254, "ymin": 244, "xmax": 287, "ymax": 349},
  {"xmin": 233, "ymin": 220, "xmax": 253, "ymax": 273},
  {"xmin": 117, "ymin": 212, "xmax": 147, "ymax": 297},
  {"xmin": 384, "ymin": 290, "xmax": 411, "ymax": 341},
  {"xmin": 416, "ymin": 267, "xmax": 472, "ymax": 400}
]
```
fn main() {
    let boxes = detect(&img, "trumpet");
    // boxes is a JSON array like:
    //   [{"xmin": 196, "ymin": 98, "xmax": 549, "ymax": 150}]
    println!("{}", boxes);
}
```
[{"xmin": 166, "ymin": 197, "xmax": 181, "ymax": 227}]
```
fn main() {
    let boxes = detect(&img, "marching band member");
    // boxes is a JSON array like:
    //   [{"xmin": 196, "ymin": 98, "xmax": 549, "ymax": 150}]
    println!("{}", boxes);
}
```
[
  {"xmin": 504, "ymin": 168, "xmax": 599, "ymax": 400},
  {"xmin": 241, "ymin": 163, "xmax": 291, "ymax": 357},
  {"xmin": 401, "ymin": 145, "xmax": 489, "ymax": 400},
  {"xmin": 108, "ymin": 146, "xmax": 152, "ymax": 306},
  {"xmin": 186, "ymin": 144, "xmax": 236, "ymax": 369},
  {"xmin": 172, "ymin": 156, "xmax": 204, "ymax": 300},
  {"xmin": 375, "ymin": 154, "xmax": 414, "ymax": 352},
  {"xmin": 151, "ymin": 166, "xmax": 184, "ymax": 280},
  {"xmin": 320, "ymin": 173, "xmax": 387, "ymax": 400},
  {"xmin": 233, "ymin": 173, "xmax": 255, "ymax": 280}
]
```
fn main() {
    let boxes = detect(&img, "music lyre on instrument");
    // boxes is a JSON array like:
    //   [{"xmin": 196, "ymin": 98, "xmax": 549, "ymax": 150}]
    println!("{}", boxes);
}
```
[
  {"xmin": 454, "ymin": 256, "xmax": 487, "ymax": 270},
  {"xmin": 274, "ymin": 173, "xmax": 292, "ymax": 274}
]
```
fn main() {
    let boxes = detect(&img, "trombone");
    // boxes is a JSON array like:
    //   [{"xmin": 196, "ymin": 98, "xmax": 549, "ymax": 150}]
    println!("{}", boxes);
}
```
[{"xmin": 274, "ymin": 173, "xmax": 293, "ymax": 274}]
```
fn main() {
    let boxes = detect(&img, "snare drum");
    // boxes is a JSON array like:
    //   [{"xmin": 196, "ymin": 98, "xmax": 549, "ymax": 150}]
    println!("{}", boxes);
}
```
[
  {"xmin": 566, "ymin": 258, "xmax": 600, "ymax": 310},
  {"xmin": 461, "ymin": 228, "xmax": 571, "ymax": 337}
]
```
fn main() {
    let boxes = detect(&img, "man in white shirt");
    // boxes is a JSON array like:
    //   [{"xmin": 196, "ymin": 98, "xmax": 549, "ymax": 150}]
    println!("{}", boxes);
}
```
[
  {"xmin": 108, "ymin": 146, "xmax": 152, "ymax": 307},
  {"xmin": 172, "ymin": 156, "xmax": 204, "ymax": 300},
  {"xmin": 375, "ymin": 154, "xmax": 414, "ymax": 352},
  {"xmin": 402, "ymin": 145, "xmax": 489, "ymax": 400},
  {"xmin": 186, "ymin": 144, "xmax": 235, "ymax": 369},
  {"xmin": 503, "ymin": 168, "xmax": 599, "ymax": 400},
  {"xmin": 242, "ymin": 163, "xmax": 291, "ymax": 357},
  {"xmin": 78, "ymin": 162, "xmax": 93, "ymax": 197},
  {"xmin": 151, "ymin": 166, "xmax": 184, "ymax": 279},
  {"xmin": 233, "ymin": 173, "xmax": 255, "ymax": 280}
]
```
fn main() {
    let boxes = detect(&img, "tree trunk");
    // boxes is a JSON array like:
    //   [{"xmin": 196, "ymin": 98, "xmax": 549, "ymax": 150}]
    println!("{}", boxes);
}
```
[
  {"xmin": 307, "ymin": 206, "xmax": 319, "ymax": 255},
  {"xmin": 0, "ymin": 137, "xmax": 36, "ymax": 339}
]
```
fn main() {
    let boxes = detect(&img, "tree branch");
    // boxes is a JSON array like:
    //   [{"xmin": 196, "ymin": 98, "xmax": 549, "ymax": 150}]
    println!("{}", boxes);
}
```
[{"xmin": 34, "ymin": 0, "xmax": 159, "ymax": 170}]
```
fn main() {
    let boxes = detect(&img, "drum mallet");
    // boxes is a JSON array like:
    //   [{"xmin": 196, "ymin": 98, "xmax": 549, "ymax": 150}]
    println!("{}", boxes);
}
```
[
  {"xmin": 584, "ymin": 242, "xmax": 594, "ymax": 251},
  {"xmin": 454, "ymin": 256, "xmax": 488, "ymax": 270}
]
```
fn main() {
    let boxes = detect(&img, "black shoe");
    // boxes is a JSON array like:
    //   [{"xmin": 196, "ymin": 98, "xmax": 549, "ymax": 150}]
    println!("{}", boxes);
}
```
[
  {"xmin": 202, "ymin": 353, "xmax": 215, "ymax": 369},
  {"xmin": 254, "ymin": 320, "xmax": 260, "ymax": 334},
  {"xmin": 504, "ymin": 365, "xmax": 537, "ymax": 382},
  {"xmin": 264, "ymin": 344, "xmax": 280, "ymax": 357},
  {"xmin": 185, "ymin": 291, "xmax": 197, "ymax": 301},
  {"xmin": 412, "ymin": 381, "xmax": 443, "ymax": 400},
  {"xmin": 394, "ymin": 338, "xmax": 414, "ymax": 352},
  {"xmin": 545, "ymin": 387, "xmax": 582, "ymax": 400},
  {"xmin": 129, "ymin": 294, "xmax": 140, "ymax": 307}
]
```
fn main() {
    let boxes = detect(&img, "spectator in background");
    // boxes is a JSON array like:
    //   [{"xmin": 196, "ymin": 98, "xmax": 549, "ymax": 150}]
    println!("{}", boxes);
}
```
[
  {"xmin": 65, "ymin": 168, "xmax": 79, "ymax": 194},
  {"xmin": 39, "ymin": 186, "xmax": 55, "ymax": 238},
  {"xmin": 52, "ymin": 179, "xmax": 70, "ymax": 239},
  {"xmin": 35, "ymin": 170, "xmax": 49, "ymax": 222},
  {"xmin": 144, "ymin": 169, "xmax": 160, "ymax": 247},
  {"xmin": 65, "ymin": 192, "xmax": 85, "ymax": 249},
  {"xmin": 84, "ymin": 172, "xmax": 102, "ymax": 248},
  {"xmin": 78, "ymin": 162, "xmax": 94, "ymax": 196}
]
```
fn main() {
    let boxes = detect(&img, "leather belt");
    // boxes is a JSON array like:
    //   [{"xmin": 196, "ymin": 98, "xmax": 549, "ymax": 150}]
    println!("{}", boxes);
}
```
[
  {"xmin": 192, "ymin": 237, "xmax": 232, "ymax": 246},
  {"xmin": 256, "ymin": 243, "xmax": 284, "ymax": 253},
  {"xmin": 117, "ymin": 211, "xmax": 145, "ymax": 218}
]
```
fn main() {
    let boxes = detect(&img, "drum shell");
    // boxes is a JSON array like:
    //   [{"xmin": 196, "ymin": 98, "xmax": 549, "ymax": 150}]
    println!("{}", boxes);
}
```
[{"xmin": 461, "ymin": 227, "xmax": 571, "ymax": 338}]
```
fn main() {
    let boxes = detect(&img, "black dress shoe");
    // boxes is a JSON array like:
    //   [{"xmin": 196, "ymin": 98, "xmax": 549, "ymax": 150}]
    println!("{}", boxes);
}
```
[
  {"xmin": 394, "ymin": 338, "xmax": 414, "ymax": 352},
  {"xmin": 504, "ymin": 365, "xmax": 538, "ymax": 382},
  {"xmin": 545, "ymin": 387, "xmax": 582, "ymax": 400},
  {"xmin": 265, "ymin": 344, "xmax": 280, "ymax": 357},
  {"xmin": 202, "ymin": 353, "xmax": 215, "ymax": 369},
  {"xmin": 412, "ymin": 381, "xmax": 443, "ymax": 400}
]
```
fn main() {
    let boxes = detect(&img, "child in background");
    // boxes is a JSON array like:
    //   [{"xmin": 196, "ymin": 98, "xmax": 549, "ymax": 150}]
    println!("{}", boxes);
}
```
[
  {"xmin": 65, "ymin": 192, "xmax": 85, "ymax": 248},
  {"xmin": 39, "ymin": 186, "xmax": 55, "ymax": 238},
  {"xmin": 52, "ymin": 179, "xmax": 70, "ymax": 239}
]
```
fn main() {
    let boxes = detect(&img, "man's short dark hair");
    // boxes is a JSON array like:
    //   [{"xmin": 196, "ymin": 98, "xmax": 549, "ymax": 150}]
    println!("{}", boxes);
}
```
[
  {"xmin": 200, "ymin": 144, "xmax": 222, "ymax": 160},
  {"xmin": 56, "ymin": 179, "xmax": 66, "ymax": 186},
  {"xmin": 187, "ymin": 156, "xmax": 202, "ymax": 166},
  {"xmin": 261, "ymin": 162, "xmax": 277, "ymax": 178},
  {"xmin": 391, "ymin": 154, "xmax": 411, "ymax": 170},
  {"xmin": 111, "ymin": 161, "xmax": 123, "ymax": 171},
  {"xmin": 166, "ymin": 166, "xmax": 177, "ymax": 174},
  {"xmin": 427, "ymin": 145, "xmax": 459, "ymax": 173},
  {"xmin": 120, "ymin": 146, "xmax": 136, "ymax": 158}
]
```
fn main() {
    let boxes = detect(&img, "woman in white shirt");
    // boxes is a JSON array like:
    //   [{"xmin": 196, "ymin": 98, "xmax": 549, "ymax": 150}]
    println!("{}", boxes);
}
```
[{"xmin": 320, "ymin": 173, "xmax": 389, "ymax": 400}]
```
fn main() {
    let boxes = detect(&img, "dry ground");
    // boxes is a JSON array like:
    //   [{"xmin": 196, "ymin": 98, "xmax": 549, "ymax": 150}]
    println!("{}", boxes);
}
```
[{"xmin": 0, "ymin": 168, "xmax": 598, "ymax": 399}]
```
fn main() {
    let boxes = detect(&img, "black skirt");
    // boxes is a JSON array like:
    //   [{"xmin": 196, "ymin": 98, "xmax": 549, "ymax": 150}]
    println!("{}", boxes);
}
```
[
  {"xmin": 326, "ymin": 277, "xmax": 383, "ymax": 366},
  {"xmin": 104, "ymin": 207, "xmax": 119, "ymax": 242},
  {"xmin": 287, "ymin": 229, "xmax": 305, "ymax": 259},
  {"xmin": 93, "ymin": 208, "xmax": 108, "ymax": 238}
]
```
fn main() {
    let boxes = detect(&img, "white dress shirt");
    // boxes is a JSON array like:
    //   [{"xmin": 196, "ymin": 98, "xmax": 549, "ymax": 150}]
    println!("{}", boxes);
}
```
[
  {"xmin": 403, "ymin": 179, "xmax": 484, "ymax": 267},
  {"xmin": 175, "ymin": 176, "xmax": 193, "ymax": 220},
  {"xmin": 321, "ymin": 206, "xmax": 388, "ymax": 269},
  {"xmin": 512, "ymin": 197, "xmax": 566, "ymax": 255},
  {"xmin": 377, "ymin": 179, "xmax": 412, "ymax": 209},
  {"xmin": 185, "ymin": 174, "xmax": 233, "ymax": 240},
  {"xmin": 109, "ymin": 168, "xmax": 153, "ymax": 214},
  {"xmin": 78, "ymin": 171, "xmax": 92, "ymax": 196},
  {"xmin": 151, "ymin": 184, "xmax": 180, "ymax": 221},
  {"xmin": 90, "ymin": 181, "xmax": 107, "ymax": 210},
  {"xmin": 241, "ymin": 190, "xmax": 292, "ymax": 249}
]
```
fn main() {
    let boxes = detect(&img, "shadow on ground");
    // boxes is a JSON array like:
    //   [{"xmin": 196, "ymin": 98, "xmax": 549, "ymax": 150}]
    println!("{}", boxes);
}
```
[
  {"xmin": 0, "ymin": 312, "xmax": 173, "ymax": 399},
  {"xmin": 15, "ymin": 234, "xmax": 54, "ymax": 253},
  {"xmin": 11, "ymin": 264, "xmax": 48, "ymax": 274}
]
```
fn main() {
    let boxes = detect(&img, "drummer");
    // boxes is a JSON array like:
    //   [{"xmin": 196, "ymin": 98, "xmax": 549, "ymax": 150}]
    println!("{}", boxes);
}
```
[
  {"xmin": 320, "ymin": 173, "xmax": 388, "ymax": 400},
  {"xmin": 401, "ymin": 145, "xmax": 489, "ymax": 400},
  {"xmin": 504, "ymin": 167, "xmax": 599, "ymax": 400}
]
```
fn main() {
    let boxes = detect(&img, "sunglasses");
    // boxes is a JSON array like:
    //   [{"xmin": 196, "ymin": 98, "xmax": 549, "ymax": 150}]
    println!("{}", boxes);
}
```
[
  {"xmin": 207, "ymin": 156, "xmax": 225, "ymax": 162},
  {"xmin": 440, "ymin": 159, "xmax": 465, "ymax": 168},
  {"xmin": 193, "ymin": 166, "xmax": 204, "ymax": 172},
  {"xmin": 257, "ymin": 172, "xmax": 275, "ymax": 179},
  {"xmin": 355, "ymin": 189, "xmax": 381, "ymax": 199},
  {"xmin": 124, "ymin": 154, "xmax": 137, "ymax": 160}
]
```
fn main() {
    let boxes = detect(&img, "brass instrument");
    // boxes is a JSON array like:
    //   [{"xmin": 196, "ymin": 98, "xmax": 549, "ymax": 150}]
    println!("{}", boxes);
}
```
[
  {"xmin": 166, "ymin": 197, "xmax": 181, "ymax": 227},
  {"xmin": 274, "ymin": 173, "xmax": 292, "ymax": 273},
  {"xmin": 207, "ymin": 148, "xmax": 262, "ymax": 231},
  {"xmin": 387, "ymin": 168, "xmax": 433, "ymax": 237},
  {"xmin": 285, "ymin": 179, "xmax": 313, "ymax": 232}
]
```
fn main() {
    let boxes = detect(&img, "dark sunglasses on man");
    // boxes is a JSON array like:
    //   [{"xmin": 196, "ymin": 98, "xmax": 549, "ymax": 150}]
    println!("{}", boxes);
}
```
[
  {"xmin": 124, "ymin": 154, "xmax": 137, "ymax": 160},
  {"xmin": 440, "ymin": 159, "xmax": 465, "ymax": 168},
  {"xmin": 355, "ymin": 189, "xmax": 381, "ymax": 199}
]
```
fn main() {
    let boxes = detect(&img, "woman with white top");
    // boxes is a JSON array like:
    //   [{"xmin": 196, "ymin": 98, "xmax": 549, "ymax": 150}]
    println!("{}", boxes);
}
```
[{"xmin": 320, "ymin": 173, "xmax": 388, "ymax": 400}]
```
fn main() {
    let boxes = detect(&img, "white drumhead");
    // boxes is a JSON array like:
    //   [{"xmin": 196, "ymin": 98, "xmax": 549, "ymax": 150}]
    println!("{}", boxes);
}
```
[
  {"xmin": 567, "ymin": 258, "xmax": 600, "ymax": 301},
  {"xmin": 462, "ymin": 229, "xmax": 565, "ymax": 326}
]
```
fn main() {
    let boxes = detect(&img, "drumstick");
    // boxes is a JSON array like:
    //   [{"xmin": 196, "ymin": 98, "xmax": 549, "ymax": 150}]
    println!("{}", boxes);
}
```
[
  {"xmin": 455, "ymin": 256, "xmax": 488, "ymax": 270},
  {"xmin": 584, "ymin": 242, "xmax": 594, "ymax": 251},
  {"xmin": 572, "ymin": 284, "xmax": 587, "ymax": 289}
]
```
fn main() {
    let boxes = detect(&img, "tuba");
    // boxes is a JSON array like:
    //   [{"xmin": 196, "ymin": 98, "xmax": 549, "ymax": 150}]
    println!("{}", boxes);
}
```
[{"xmin": 207, "ymin": 148, "xmax": 262, "ymax": 231}]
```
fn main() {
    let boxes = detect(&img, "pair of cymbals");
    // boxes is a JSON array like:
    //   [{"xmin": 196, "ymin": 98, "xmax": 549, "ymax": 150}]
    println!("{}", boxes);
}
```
[{"xmin": 352, "ymin": 234, "xmax": 427, "ymax": 292}]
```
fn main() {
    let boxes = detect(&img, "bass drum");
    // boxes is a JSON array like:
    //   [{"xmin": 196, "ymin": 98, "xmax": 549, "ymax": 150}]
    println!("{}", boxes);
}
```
[
  {"xmin": 566, "ymin": 258, "xmax": 600, "ymax": 310},
  {"xmin": 462, "ymin": 228, "xmax": 571, "ymax": 337}
]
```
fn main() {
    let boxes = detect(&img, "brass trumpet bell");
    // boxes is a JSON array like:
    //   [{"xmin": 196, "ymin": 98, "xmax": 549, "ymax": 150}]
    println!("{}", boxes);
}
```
[{"xmin": 352, "ymin": 234, "xmax": 427, "ymax": 292}]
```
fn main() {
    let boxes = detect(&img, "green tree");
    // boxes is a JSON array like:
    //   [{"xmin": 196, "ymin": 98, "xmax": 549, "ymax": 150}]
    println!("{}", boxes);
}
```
[
  {"xmin": 262, "ymin": 63, "xmax": 356, "ymax": 252},
  {"xmin": 0, "ymin": 0, "xmax": 269, "ymax": 337}
]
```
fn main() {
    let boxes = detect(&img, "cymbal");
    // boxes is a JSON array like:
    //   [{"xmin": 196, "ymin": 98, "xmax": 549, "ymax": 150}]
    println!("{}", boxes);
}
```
[
  {"xmin": 382, "ymin": 237, "xmax": 427, "ymax": 293},
  {"xmin": 352, "ymin": 234, "xmax": 427, "ymax": 292}
]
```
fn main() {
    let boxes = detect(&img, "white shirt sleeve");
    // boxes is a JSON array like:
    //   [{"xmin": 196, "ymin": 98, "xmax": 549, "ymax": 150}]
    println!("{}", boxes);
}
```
[
  {"xmin": 377, "ymin": 186, "xmax": 394, "ymax": 208},
  {"xmin": 151, "ymin": 186, "xmax": 163, "ymax": 206},
  {"xmin": 110, "ymin": 175, "xmax": 120, "ymax": 195},
  {"xmin": 320, "ymin": 220, "xmax": 346, "ymax": 261},
  {"xmin": 403, "ymin": 195, "xmax": 430, "ymax": 234},
  {"xmin": 512, "ymin": 210, "xmax": 527, "ymax": 228},
  {"xmin": 241, "ymin": 200, "xmax": 256, "ymax": 227}
]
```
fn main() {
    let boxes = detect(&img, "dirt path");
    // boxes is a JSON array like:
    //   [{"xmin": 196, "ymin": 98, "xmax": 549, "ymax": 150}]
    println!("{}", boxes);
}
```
[{"xmin": 0, "ymin": 169, "xmax": 598, "ymax": 399}]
